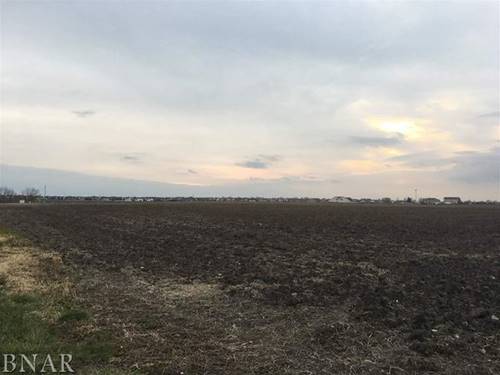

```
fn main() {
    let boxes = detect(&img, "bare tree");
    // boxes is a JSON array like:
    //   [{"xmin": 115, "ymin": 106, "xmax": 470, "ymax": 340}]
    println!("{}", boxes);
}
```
[
  {"xmin": 22, "ymin": 187, "xmax": 40, "ymax": 197},
  {"xmin": 0, "ymin": 186, "xmax": 15, "ymax": 196}
]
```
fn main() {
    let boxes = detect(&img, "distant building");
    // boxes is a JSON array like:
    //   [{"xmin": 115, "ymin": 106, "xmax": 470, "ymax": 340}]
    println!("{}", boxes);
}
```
[
  {"xmin": 420, "ymin": 197, "xmax": 441, "ymax": 205},
  {"xmin": 443, "ymin": 197, "xmax": 461, "ymax": 204},
  {"xmin": 393, "ymin": 198, "xmax": 412, "ymax": 204},
  {"xmin": 328, "ymin": 196, "xmax": 353, "ymax": 203},
  {"xmin": 359, "ymin": 198, "xmax": 376, "ymax": 204}
]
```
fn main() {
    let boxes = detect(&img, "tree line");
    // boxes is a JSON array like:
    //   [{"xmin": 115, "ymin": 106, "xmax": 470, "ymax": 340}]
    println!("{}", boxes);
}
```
[{"xmin": 0, "ymin": 186, "xmax": 40, "ymax": 197}]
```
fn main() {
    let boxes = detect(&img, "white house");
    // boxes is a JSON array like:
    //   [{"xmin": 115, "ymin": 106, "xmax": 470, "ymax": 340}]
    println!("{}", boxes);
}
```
[
  {"xmin": 420, "ymin": 197, "xmax": 441, "ymax": 205},
  {"xmin": 328, "ymin": 196, "xmax": 353, "ymax": 203},
  {"xmin": 443, "ymin": 197, "xmax": 461, "ymax": 204}
]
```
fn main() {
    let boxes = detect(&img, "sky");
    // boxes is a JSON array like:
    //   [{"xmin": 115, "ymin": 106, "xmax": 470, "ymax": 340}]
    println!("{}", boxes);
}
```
[{"xmin": 1, "ymin": 1, "xmax": 499, "ymax": 199}]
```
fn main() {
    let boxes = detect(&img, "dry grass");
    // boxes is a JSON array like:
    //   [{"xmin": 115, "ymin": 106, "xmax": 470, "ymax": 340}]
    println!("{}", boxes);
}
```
[
  {"xmin": 0, "ymin": 233, "xmax": 74, "ymax": 324},
  {"xmin": 0, "ymin": 234, "xmax": 70, "ymax": 295},
  {"xmin": 0, "ymin": 232, "xmax": 141, "ymax": 374}
]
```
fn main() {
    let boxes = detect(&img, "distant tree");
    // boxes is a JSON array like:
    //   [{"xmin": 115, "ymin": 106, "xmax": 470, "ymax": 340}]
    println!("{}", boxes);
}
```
[
  {"xmin": 22, "ymin": 187, "xmax": 40, "ymax": 197},
  {"xmin": 0, "ymin": 187, "xmax": 15, "ymax": 195}
]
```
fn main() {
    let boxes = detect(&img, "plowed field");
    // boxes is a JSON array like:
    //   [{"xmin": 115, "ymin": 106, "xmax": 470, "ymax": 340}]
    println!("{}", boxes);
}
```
[{"xmin": 1, "ymin": 203, "xmax": 499, "ymax": 374}]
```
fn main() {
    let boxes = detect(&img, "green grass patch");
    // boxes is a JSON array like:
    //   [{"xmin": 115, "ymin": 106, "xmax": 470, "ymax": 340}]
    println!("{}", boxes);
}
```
[
  {"xmin": 0, "ymin": 229, "xmax": 137, "ymax": 373},
  {"xmin": 0, "ymin": 287, "xmax": 63, "ymax": 367},
  {"xmin": 0, "ymin": 286, "xmax": 116, "ymax": 372},
  {"xmin": 0, "ymin": 226, "xmax": 20, "ymax": 238},
  {"xmin": 59, "ymin": 308, "xmax": 90, "ymax": 322},
  {"xmin": 137, "ymin": 316, "xmax": 162, "ymax": 330},
  {"xmin": 0, "ymin": 227, "xmax": 30, "ymax": 248},
  {"xmin": 75, "ymin": 332, "xmax": 114, "ymax": 363},
  {"xmin": 10, "ymin": 293, "xmax": 39, "ymax": 305}
]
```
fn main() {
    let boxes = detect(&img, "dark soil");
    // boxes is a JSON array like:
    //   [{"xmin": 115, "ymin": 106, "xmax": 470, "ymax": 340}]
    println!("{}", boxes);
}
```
[{"xmin": 1, "ymin": 202, "xmax": 499, "ymax": 374}]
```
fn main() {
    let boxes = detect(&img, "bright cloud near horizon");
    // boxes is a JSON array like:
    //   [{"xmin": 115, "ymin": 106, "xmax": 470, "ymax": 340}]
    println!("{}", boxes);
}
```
[{"xmin": 1, "ymin": 1, "xmax": 499, "ymax": 199}]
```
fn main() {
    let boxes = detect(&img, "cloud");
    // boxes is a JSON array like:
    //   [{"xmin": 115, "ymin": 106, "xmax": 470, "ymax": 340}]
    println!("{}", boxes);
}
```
[
  {"xmin": 236, "ymin": 160, "xmax": 270, "ymax": 169},
  {"xmin": 236, "ymin": 154, "xmax": 281, "ymax": 169},
  {"xmin": 120, "ymin": 154, "xmax": 144, "ymax": 163},
  {"xmin": 387, "ymin": 152, "xmax": 453, "ymax": 168},
  {"xmin": 72, "ymin": 110, "xmax": 96, "ymax": 118},
  {"xmin": 249, "ymin": 175, "xmax": 339, "ymax": 183},
  {"xmin": 447, "ymin": 147, "xmax": 500, "ymax": 184},
  {"xmin": 478, "ymin": 111, "xmax": 500, "ymax": 118},
  {"xmin": 258, "ymin": 154, "xmax": 281, "ymax": 162},
  {"xmin": 350, "ymin": 133, "xmax": 404, "ymax": 147},
  {"xmin": 386, "ymin": 148, "xmax": 500, "ymax": 185},
  {"xmin": 1, "ymin": 2, "xmax": 498, "ymax": 199}
]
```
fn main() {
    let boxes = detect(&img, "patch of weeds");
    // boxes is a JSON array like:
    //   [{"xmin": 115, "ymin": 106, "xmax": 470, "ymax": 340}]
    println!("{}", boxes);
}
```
[
  {"xmin": 137, "ymin": 316, "xmax": 162, "ymax": 330},
  {"xmin": 0, "ymin": 227, "xmax": 29, "ymax": 248},
  {"xmin": 10, "ymin": 293, "xmax": 39, "ymax": 305},
  {"xmin": 81, "ymin": 367, "xmax": 145, "ymax": 375},
  {"xmin": 0, "ymin": 227, "xmax": 22, "ymax": 243},
  {"xmin": 0, "ymin": 226, "xmax": 16, "ymax": 237},
  {"xmin": 0, "ymin": 288, "xmax": 63, "ymax": 364},
  {"xmin": 0, "ymin": 227, "xmax": 120, "ymax": 371},
  {"xmin": 75, "ymin": 331, "xmax": 114, "ymax": 364},
  {"xmin": 0, "ymin": 274, "xmax": 7, "ymax": 288},
  {"xmin": 0, "ymin": 287, "xmax": 116, "ymax": 372},
  {"xmin": 59, "ymin": 308, "xmax": 90, "ymax": 322}
]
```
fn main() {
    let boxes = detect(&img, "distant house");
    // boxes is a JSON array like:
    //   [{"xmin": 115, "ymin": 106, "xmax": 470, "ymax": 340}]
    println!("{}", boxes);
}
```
[
  {"xmin": 420, "ymin": 197, "xmax": 441, "ymax": 205},
  {"xmin": 328, "ymin": 196, "xmax": 353, "ymax": 203},
  {"xmin": 359, "ymin": 198, "xmax": 376, "ymax": 204},
  {"xmin": 443, "ymin": 197, "xmax": 461, "ymax": 204}
]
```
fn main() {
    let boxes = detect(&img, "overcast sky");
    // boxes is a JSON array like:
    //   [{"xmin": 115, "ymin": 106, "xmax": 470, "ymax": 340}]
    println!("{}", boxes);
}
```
[{"xmin": 1, "ymin": 1, "xmax": 499, "ymax": 199}]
